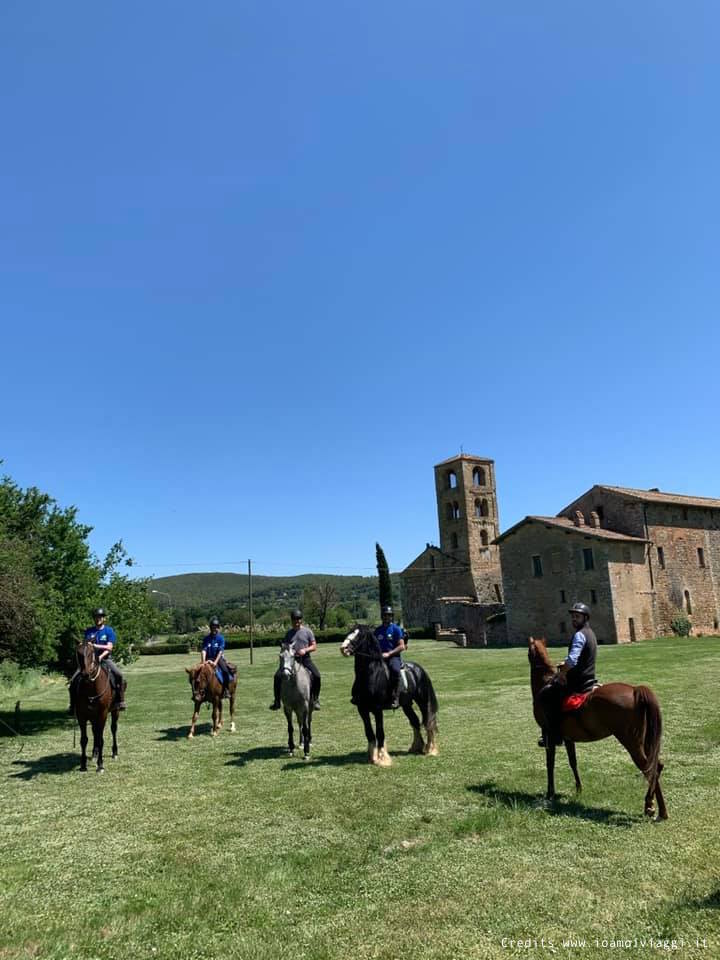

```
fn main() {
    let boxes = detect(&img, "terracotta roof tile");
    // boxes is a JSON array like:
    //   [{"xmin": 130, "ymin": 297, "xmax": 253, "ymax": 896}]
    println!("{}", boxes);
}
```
[
  {"xmin": 494, "ymin": 515, "xmax": 649, "ymax": 545},
  {"xmin": 597, "ymin": 485, "xmax": 720, "ymax": 509}
]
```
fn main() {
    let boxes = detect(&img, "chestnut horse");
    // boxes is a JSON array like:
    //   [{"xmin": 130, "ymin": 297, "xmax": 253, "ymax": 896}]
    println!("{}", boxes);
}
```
[
  {"xmin": 74, "ymin": 638, "xmax": 120, "ymax": 773},
  {"xmin": 528, "ymin": 637, "xmax": 667, "ymax": 820},
  {"xmin": 186, "ymin": 662, "xmax": 237, "ymax": 738}
]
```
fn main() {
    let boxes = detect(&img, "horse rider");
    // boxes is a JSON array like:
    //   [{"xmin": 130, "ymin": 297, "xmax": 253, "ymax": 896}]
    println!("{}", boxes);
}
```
[
  {"xmin": 537, "ymin": 601, "xmax": 598, "ymax": 747},
  {"xmin": 68, "ymin": 607, "xmax": 126, "ymax": 713},
  {"xmin": 201, "ymin": 616, "xmax": 236, "ymax": 697},
  {"xmin": 374, "ymin": 605, "xmax": 406, "ymax": 710},
  {"xmin": 269, "ymin": 609, "xmax": 321, "ymax": 711}
]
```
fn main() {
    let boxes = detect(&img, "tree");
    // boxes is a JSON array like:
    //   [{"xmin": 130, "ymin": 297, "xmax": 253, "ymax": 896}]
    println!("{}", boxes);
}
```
[
  {"xmin": 0, "ymin": 471, "xmax": 166, "ymax": 670},
  {"xmin": 376, "ymin": 542, "xmax": 393, "ymax": 614},
  {"xmin": 303, "ymin": 581, "xmax": 338, "ymax": 629}
]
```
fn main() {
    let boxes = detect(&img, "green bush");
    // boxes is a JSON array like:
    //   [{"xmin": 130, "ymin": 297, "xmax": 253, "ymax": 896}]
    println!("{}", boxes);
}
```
[{"xmin": 670, "ymin": 611, "xmax": 692, "ymax": 637}]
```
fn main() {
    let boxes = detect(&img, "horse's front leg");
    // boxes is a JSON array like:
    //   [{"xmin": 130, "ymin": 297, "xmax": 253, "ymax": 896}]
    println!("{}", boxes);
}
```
[
  {"xmin": 211, "ymin": 701, "xmax": 219, "ymax": 736},
  {"xmin": 545, "ymin": 742, "xmax": 557, "ymax": 799},
  {"xmin": 359, "ymin": 708, "xmax": 377, "ymax": 763},
  {"xmin": 217, "ymin": 699, "xmax": 224, "ymax": 731},
  {"xmin": 375, "ymin": 710, "xmax": 392, "ymax": 767},
  {"xmin": 111, "ymin": 710, "xmax": 119, "ymax": 759},
  {"xmin": 79, "ymin": 720, "xmax": 88, "ymax": 772},
  {"xmin": 188, "ymin": 702, "xmax": 200, "ymax": 739},
  {"xmin": 285, "ymin": 708, "xmax": 296, "ymax": 756},
  {"xmin": 94, "ymin": 719, "xmax": 105, "ymax": 773},
  {"xmin": 564, "ymin": 740, "xmax": 581, "ymax": 793}
]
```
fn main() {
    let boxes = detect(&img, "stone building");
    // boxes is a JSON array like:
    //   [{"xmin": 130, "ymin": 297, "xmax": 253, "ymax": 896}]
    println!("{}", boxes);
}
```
[
  {"xmin": 401, "ymin": 454, "xmax": 506, "ymax": 646},
  {"xmin": 497, "ymin": 485, "xmax": 720, "ymax": 645}
]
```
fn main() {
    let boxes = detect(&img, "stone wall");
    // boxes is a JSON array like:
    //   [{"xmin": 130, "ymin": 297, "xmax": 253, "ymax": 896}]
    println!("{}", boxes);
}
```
[
  {"xmin": 429, "ymin": 599, "xmax": 506, "ymax": 647},
  {"xmin": 499, "ymin": 520, "xmax": 652, "ymax": 646}
]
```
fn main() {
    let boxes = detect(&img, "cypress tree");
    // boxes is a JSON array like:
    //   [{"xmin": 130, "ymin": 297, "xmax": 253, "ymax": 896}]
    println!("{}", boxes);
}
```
[{"xmin": 375, "ymin": 542, "xmax": 393, "ymax": 613}]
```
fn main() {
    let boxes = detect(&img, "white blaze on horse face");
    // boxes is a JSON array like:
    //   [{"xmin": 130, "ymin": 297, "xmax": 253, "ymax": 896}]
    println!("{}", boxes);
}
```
[{"xmin": 340, "ymin": 629, "xmax": 359, "ymax": 656}]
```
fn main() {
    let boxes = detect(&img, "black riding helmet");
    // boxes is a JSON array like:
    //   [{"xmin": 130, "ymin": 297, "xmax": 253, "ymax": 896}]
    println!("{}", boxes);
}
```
[
  {"xmin": 209, "ymin": 616, "xmax": 221, "ymax": 628},
  {"xmin": 92, "ymin": 607, "xmax": 106, "ymax": 619},
  {"xmin": 290, "ymin": 609, "xmax": 303, "ymax": 621},
  {"xmin": 568, "ymin": 602, "xmax": 590, "ymax": 618},
  {"xmin": 381, "ymin": 606, "xmax": 393, "ymax": 616}
]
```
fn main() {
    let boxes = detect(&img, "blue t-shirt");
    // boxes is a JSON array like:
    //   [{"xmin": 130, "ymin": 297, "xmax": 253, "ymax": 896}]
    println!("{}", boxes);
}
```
[
  {"xmin": 202, "ymin": 633, "xmax": 226, "ymax": 661},
  {"xmin": 85, "ymin": 625, "xmax": 116, "ymax": 656},
  {"xmin": 374, "ymin": 623, "xmax": 404, "ymax": 655}
]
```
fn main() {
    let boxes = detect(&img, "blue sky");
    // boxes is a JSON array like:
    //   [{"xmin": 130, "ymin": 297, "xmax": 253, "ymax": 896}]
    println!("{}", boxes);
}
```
[{"xmin": 2, "ymin": 2, "xmax": 718, "ymax": 579}]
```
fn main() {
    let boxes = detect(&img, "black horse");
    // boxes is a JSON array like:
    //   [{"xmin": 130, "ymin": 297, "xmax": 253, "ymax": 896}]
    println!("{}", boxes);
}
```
[{"xmin": 340, "ymin": 625, "xmax": 438, "ymax": 766}]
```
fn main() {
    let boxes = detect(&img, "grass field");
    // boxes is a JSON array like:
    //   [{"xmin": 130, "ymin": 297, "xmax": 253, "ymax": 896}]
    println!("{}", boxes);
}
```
[{"xmin": 1, "ymin": 637, "xmax": 719, "ymax": 960}]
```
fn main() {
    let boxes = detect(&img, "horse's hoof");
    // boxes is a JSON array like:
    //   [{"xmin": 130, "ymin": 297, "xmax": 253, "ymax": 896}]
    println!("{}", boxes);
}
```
[
  {"xmin": 424, "ymin": 744, "xmax": 439, "ymax": 756},
  {"xmin": 376, "ymin": 749, "xmax": 392, "ymax": 768},
  {"xmin": 112, "ymin": 754, "xmax": 118, "ymax": 761},
  {"xmin": 230, "ymin": 723, "xmax": 236, "ymax": 733},
  {"xmin": 97, "ymin": 767, "xmax": 104, "ymax": 774},
  {"xmin": 187, "ymin": 733, "xmax": 194, "ymax": 740},
  {"xmin": 80, "ymin": 766, "xmax": 87, "ymax": 773}
]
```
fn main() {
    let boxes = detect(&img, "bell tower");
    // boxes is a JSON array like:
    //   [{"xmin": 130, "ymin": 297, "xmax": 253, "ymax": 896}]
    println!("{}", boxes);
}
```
[{"xmin": 434, "ymin": 454, "xmax": 502, "ymax": 600}]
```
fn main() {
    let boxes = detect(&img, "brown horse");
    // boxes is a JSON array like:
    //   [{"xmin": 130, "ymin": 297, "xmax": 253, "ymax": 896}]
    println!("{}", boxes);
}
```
[
  {"xmin": 74, "ymin": 639, "xmax": 120, "ymax": 773},
  {"xmin": 186, "ymin": 662, "xmax": 237, "ymax": 738},
  {"xmin": 528, "ymin": 637, "xmax": 668, "ymax": 820}
]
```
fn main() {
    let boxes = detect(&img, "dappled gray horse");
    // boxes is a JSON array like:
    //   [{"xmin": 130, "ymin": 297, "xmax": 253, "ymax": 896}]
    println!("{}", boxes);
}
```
[{"xmin": 279, "ymin": 646, "xmax": 313, "ymax": 758}]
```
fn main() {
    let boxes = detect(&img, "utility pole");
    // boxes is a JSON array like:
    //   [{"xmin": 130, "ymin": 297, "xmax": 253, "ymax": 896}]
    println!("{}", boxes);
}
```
[{"xmin": 248, "ymin": 559, "xmax": 254, "ymax": 665}]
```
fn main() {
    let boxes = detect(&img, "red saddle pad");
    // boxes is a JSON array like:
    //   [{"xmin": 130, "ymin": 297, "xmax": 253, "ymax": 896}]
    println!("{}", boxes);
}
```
[{"xmin": 561, "ymin": 691, "xmax": 590, "ymax": 712}]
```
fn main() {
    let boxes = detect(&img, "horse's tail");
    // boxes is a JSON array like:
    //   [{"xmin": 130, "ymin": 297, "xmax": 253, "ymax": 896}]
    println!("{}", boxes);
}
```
[
  {"xmin": 635, "ymin": 685, "xmax": 662, "ymax": 785},
  {"xmin": 410, "ymin": 664, "xmax": 438, "ymax": 737}
]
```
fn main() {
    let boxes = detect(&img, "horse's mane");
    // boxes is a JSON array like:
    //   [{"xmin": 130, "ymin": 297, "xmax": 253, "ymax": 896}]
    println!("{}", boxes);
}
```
[{"xmin": 528, "ymin": 637, "xmax": 555, "ymax": 675}]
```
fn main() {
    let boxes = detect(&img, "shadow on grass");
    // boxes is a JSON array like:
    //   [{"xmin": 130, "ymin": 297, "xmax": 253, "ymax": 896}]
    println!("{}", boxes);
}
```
[
  {"xmin": 467, "ymin": 780, "xmax": 639, "ymax": 828},
  {"xmin": 226, "ymin": 746, "xmax": 293, "ymax": 767},
  {"xmin": 0, "ymin": 708, "xmax": 72, "ymax": 739},
  {"xmin": 683, "ymin": 889, "xmax": 720, "ymax": 911},
  {"xmin": 8, "ymin": 752, "xmax": 79, "ymax": 780},
  {"xmin": 155, "ymin": 724, "xmax": 213, "ymax": 741},
  {"xmin": 281, "ymin": 751, "xmax": 371, "ymax": 771}
]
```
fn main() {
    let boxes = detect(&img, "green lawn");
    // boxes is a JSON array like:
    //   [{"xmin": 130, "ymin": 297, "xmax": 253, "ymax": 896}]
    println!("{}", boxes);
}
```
[{"xmin": 1, "ymin": 638, "xmax": 719, "ymax": 960}]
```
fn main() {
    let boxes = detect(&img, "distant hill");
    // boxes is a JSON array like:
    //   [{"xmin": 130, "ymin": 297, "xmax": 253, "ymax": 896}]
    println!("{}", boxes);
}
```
[{"xmin": 150, "ymin": 571, "xmax": 402, "ymax": 613}]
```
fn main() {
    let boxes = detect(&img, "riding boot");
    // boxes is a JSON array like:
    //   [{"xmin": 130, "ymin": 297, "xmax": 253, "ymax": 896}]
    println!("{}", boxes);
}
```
[
  {"xmin": 269, "ymin": 673, "xmax": 281, "ymax": 710},
  {"xmin": 389, "ymin": 677, "xmax": 400, "ymax": 710},
  {"xmin": 115, "ymin": 679, "xmax": 127, "ymax": 711}
]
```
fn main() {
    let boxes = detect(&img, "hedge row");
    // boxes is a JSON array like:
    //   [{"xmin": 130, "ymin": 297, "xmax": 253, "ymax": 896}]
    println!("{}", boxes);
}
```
[{"xmin": 139, "ymin": 625, "xmax": 433, "ymax": 656}]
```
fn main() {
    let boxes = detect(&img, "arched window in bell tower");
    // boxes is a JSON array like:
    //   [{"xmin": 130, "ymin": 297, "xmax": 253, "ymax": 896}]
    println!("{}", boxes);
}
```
[
  {"xmin": 447, "ymin": 470, "xmax": 457, "ymax": 489},
  {"xmin": 472, "ymin": 467, "xmax": 486, "ymax": 486},
  {"xmin": 480, "ymin": 529, "xmax": 489, "ymax": 547},
  {"xmin": 480, "ymin": 498, "xmax": 489, "ymax": 517}
]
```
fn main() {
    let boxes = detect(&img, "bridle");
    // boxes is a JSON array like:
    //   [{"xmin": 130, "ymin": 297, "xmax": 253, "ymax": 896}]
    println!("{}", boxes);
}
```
[{"xmin": 77, "ymin": 641, "xmax": 111, "ymax": 702}]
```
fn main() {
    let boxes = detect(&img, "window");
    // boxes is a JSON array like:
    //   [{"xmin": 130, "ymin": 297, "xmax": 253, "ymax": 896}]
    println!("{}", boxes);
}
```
[
  {"xmin": 430, "ymin": 555, "xmax": 436, "ymax": 570},
  {"xmin": 451, "ymin": 532, "xmax": 459, "ymax": 550},
  {"xmin": 472, "ymin": 467, "xmax": 486, "ymax": 486},
  {"xmin": 595, "ymin": 505, "xmax": 605, "ymax": 524},
  {"xmin": 447, "ymin": 471, "xmax": 457, "ymax": 489},
  {"xmin": 474, "ymin": 499, "xmax": 483, "ymax": 518},
  {"xmin": 698, "ymin": 547, "xmax": 706, "ymax": 568},
  {"xmin": 657, "ymin": 546, "xmax": 665, "ymax": 569},
  {"xmin": 480, "ymin": 530, "xmax": 489, "ymax": 547},
  {"xmin": 452, "ymin": 501, "xmax": 460, "ymax": 520},
  {"xmin": 629, "ymin": 618, "xmax": 636, "ymax": 642},
  {"xmin": 494, "ymin": 584, "xmax": 502, "ymax": 602},
  {"xmin": 480, "ymin": 498, "xmax": 489, "ymax": 517},
  {"xmin": 560, "ymin": 590, "xmax": 566, "ymax": 603},
  {"xmin": 684, "ymin": 590, "xmax": 692, "ymax": 615},
  {"xmin": 583, "ymin": 548, "xmax": 594, "ymax": 571},
  {"xmin": 532, "ymin": 555, "xmax": 543, "ymax": 578},
  {"xmin": 590, "ymin": 589, "xmax": 597, "ymax": 604}
]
